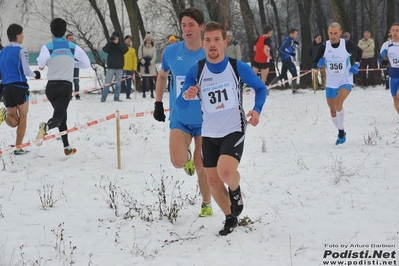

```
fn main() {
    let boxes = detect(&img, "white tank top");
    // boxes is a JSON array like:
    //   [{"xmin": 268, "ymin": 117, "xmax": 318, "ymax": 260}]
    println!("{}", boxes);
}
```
[
  {"xmin": 324, "ymin": 38, "xmax": 353, "ymax": 88},
  {"xmin": 198, "ymin": 61, "xmax": 246, "ymax": 138}
]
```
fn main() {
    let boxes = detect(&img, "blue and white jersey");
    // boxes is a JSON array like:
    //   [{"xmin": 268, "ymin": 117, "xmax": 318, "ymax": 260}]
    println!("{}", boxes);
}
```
[
  {"xmin": 161, "ymin": 41, "xmax": 205, "ymax": 124},
  {"xmin": 324, "ymin": 38, "xmax": 353, "ymax": 88},
  {"xmin": 37, "ymin": 37, "xmax": 90, "ymax": 82},
  {"xmin": 380, "ymin": 40, "xmax": 399, "ymax": 78},
  {"xmin": 0, "ymin": 42, "xmax": 36, "ymax": 85},
  {"xmin": 180, "ymin": 56, "xmax": 267, "ymax": 138}
]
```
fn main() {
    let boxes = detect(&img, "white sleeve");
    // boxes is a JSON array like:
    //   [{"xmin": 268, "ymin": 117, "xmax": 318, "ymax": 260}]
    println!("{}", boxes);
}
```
[
  {"xmin": 19, "ymin": 49, "xmax": 36, "ymax": 78},
  {"xmin": 74, "ymin": 45, "xmax": 90, "ymax": 69},
  {"xmin": 37, "ymin": 45, "xmax": 50, "ymax": 68}
]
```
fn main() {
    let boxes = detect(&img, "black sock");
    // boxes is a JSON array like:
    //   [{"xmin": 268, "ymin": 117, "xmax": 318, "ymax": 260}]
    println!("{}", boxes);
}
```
[
  {"xmin": 226, "ymin": 214, "xmax": 235, "ymax": 220},
  {"xmin": 229, "ymin": 185, "xmax": 240, "ymax": 194},
  {"xmin": 338, "ymin": 129, "xmax": 345, "ymax": 138}
]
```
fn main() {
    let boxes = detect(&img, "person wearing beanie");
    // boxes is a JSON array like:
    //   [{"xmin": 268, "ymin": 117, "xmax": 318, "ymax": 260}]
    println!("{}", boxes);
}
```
[
  {"xmin": 36, "ymin": 18, "xmax": 91, "ymax": 156},
  {"xmin": 168, "ymin": 35, "xmax": 177, "ymax": 43},
  {"xmin": 0, "ymin": 24, "xmax": 41, "ymax": 155},
  {"xmin": 101, "ymin": 31, "xmax": 128, "ymax": 102},
  {"xmin": 138, "ymin": 33, "xmax": 157, "ymax": 98}
]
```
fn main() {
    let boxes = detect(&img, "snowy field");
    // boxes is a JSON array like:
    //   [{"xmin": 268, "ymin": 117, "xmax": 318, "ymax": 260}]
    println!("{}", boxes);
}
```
[{"xmin": 1, "ymin": 67, "xmax": 398, "ymax": 266}]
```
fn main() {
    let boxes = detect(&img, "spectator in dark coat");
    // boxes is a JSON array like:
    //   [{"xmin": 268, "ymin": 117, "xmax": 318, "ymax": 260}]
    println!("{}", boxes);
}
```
[
  {"xmin": 101, "ymin": 31, "xmax": 128, "ymax": 102},
  {"xmin": 308, "ymin": 35, "xmax": 326, "ymax": 90}
]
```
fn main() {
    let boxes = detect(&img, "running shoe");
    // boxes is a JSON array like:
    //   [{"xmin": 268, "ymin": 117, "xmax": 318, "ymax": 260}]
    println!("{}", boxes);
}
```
[
  {"xmin": 199, "ymin": 204, "xmax": 213, "ymax": 217},
  {"xmin": 335, "ymin": 133, "xmax": 346, "ymax": 145},
  {"xmin": 229, "ymin": 185, "xmax": 244, "ymax": 217},
  {"xmin": 0, "ymin": 107, "xmax": 7, "ymax": 126},
  {"xmin": 35, "ymin": 122, "xmax": 47, "ymax": 146},
  {"xmin": 14, "ymin": 149, "xmax": 29, "ymax": 155},
  {"xmin": 64, "ymin": 147, "xmax": 77, "ymax": 156},
  {"xmin": 219, "ymin": 215, "xmax": 238, "ymax": 236},
  {"xmin": 183, "ymin": 147, "xmax": 195, "ymax": 176}
]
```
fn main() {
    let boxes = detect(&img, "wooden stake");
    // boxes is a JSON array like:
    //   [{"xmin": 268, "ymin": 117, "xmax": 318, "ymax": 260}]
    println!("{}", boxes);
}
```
[{"xmin": 116, "ymin": 110, "xmax": 121, "ymax": 169}]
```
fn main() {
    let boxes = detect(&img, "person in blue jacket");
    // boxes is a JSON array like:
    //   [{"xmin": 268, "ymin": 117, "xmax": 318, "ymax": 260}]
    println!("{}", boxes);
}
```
[{"xmin": 270, "ymin": 28, "xmax": 299, "ymax": 93}]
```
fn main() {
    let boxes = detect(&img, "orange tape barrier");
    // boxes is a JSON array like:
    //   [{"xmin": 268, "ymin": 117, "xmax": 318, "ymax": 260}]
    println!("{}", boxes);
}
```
[
  {"xmin": 0, "ymin": 107, "xmax": 172, "ymax": 156},
  {"xmin": 29, "ymin": 75, "xmax": 135, "ymax": 105}
]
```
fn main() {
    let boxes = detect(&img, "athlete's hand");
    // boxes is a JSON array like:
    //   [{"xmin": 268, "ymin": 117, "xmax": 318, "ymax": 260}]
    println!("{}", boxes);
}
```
[
  {"xmin": 153, "ymin": 101, "xmax": 166, "ymax": 122},
  {"xmin": 247, "ymin": 110, "xmax": 260, "ymax": 126},
  {"xmin": 184, "ymin": 84, "xmax": 199, "ymax": 100},
  {"xmin": 33, "ymin": 70, "xmax": 41, "ymax": 79},
  {"xmin": 317, "ymin": 58, "xmax": 326, "ymax": 68},
  {"xmin": 350, "ymin": 63, "xmax": 359, "ymax": 74}
]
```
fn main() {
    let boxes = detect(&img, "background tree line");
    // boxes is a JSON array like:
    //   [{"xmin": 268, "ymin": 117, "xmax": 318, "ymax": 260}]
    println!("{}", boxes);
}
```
[{"xmin": 8, "ymin": 0, "xmax": 399, "ymax": 85}]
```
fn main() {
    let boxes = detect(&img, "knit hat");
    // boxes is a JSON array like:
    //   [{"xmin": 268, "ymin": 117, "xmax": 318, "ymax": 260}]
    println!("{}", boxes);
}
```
[
  {"xmin": 50, "ymin": 18, "xmax": 67, "ymax": 37},
  {"xmin": 144, "ymin": 33, "xmax": 153, "ymax": 41},
  {"xmin": 168, "ymin": 35, "xmax": 177, "ymax": 42},
  {"xmin": 111, "ymin": 31, "xmax": 120, "ymax": 38}
]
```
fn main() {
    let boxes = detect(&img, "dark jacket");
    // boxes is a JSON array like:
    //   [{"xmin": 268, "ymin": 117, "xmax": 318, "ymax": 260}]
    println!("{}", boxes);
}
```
[
  {"xmin": 307, "ymin": 40, "xmax": 322, "ymax": 62},
  {"xmin": 102, "ymin": 41, "xmax": 128, "ymax": 69}
]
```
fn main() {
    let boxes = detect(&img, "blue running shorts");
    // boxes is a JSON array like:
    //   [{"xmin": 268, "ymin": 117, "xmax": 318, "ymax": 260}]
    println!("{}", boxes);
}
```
[
  {"xmin": 170, "ymin": 121, "xmax": 202, "ymax": 137},
  {"xmin": 326, "ymin": 84, "xmax": 352, "ymax": 99}
]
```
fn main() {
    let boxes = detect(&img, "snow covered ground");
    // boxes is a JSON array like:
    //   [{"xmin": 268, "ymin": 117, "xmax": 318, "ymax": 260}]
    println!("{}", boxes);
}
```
[{"xmin": 0, "ymin": 67, "xmax": 398, "ymax": 266}]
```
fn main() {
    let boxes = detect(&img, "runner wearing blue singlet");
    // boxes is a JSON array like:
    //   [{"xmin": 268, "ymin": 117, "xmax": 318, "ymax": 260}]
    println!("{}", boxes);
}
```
[{"xmin": 153, "ymin": 8, "xmax": 212, "ymax": 217}]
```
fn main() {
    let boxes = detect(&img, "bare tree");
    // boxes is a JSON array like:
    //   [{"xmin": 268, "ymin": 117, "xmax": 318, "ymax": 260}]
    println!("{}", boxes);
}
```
[
  {"xmin": 296, "ymin": 0, "xmax": 312, "ymax": 86},
  {"xmin": 257, "ymin": 0, "xmax": 267, "ymax": 30},
  {"xmin": 170, "ymin": 0, "xmax": 187, "ymax": 19},
  {"xmin": 204, "ymin": 0, "xmax": 231, "ymax": 29},
  {"xmin": 238, "ymin": 0, "xmax": 257, "ymax": 60},
  {"xmin": 327, "ymin": 0, "xmax": 352, "ymax": 34}
]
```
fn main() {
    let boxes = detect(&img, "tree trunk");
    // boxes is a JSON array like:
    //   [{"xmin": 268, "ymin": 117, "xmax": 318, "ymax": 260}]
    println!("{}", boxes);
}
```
[
  {"xmin": 170, "ymin": 0, "xmax": 186, "ymax": 19},
  {"xmin": 218, "ymin": 0, "xmax": 231, "ymax": 30},
  {"xmin": 296, "ymin": 0, "xmax": 312, "ymax": 86},
  {"xmin": 204, "ymin": 0, "xmax": 218, "ymax": 21},
  {"xmin": 88, "ymin": 0, "xmax": 110, "ymax": 38},
  {"xmin": 107, "ymin": 0, "xmax": 122, "ymax": 34},
  {"xmin": 327, "ymin": 0, "xmax": 351, "ymax": 34},
  {"xmin": 313, "ymin": 0, "xmax": 328, "ymax": 39},
  {"xmin": 350, "ymin": 0, "xmax": 358, "ymax": 42},
  {"xmin": 387, "ymin": 0, "xmax": 395, "ymax": 34},
  {"xmin": 238, "ymin": 0, "xmax": 256, "ymax": 61},
  {"xmin": 269, "ymin": 0, "xmax": 282, "ymax": 51},
  {"xmin": 133, "ymin": 0, "xmax": 146, "ymax": 40},
  {"xmin": 257, "ymin": 0, "xmax": 266, "ymax": 30},
  {"xmin": 123, "ymin": 0, "xmax": 141, "ymax": 51},
  {"xmin": 370, "ymin": 0, "xmax": 376, "ymax": 39}
]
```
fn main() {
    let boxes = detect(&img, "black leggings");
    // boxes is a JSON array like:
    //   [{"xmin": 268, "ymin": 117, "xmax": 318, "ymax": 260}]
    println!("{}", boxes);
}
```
[
  {"xmin": 45, "ymin": 81, "xmax": 72, "ymax": 148},
  {"xmin": 142, "ymin": 76, "xmax": 154, "ymax": 95}
]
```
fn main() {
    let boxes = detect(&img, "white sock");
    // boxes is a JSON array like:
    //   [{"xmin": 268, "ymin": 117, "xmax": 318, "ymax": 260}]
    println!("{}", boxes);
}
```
[
  {"xmin": 336, "ymin": 109, "xmax": 345, "ymax": 130},
  {"xmin": 202, "ymin": 200, "xmax": 211, "ymax": 207},
  {"xmin": 331, "ymin": 116, "xmax": 339, "ymax": 129}
]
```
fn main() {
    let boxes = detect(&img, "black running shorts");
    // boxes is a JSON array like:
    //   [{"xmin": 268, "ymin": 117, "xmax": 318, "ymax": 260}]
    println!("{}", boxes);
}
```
[
  {"xmin": 2, "ymin": 83, "xmax": 30, "ymax": 108},
  {"xmin": 202, "ymin": 131, "xmax": 245, "ymax": 168}
]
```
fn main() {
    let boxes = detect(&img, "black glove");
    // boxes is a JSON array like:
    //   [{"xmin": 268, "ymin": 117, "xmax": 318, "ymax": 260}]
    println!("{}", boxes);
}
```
[
  {"xmin": 154, "ymin": 101, "xmax": 166, "ymax": 122},
  {"xmin": 293, "ymin": 41, "xmax": 299, "ymax": 46},
  {"xmin": 34, "ymin": 70, "xmax": 41, "ymax": 79},
  {"xmin": 290, "ymin": 52, "xmax": 296, "ymax": 57}
]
